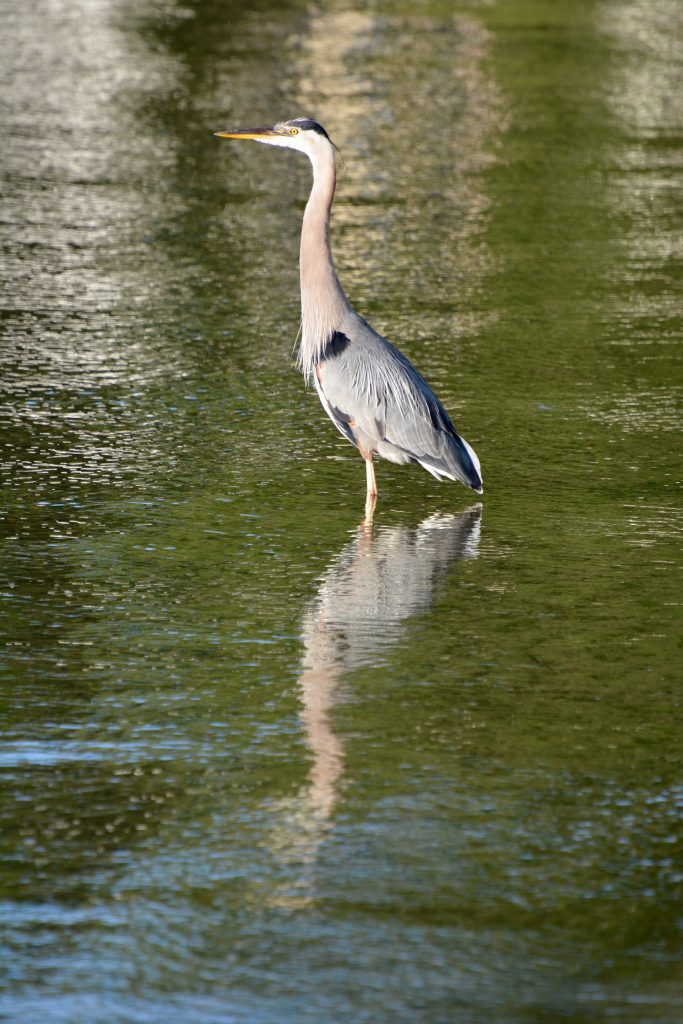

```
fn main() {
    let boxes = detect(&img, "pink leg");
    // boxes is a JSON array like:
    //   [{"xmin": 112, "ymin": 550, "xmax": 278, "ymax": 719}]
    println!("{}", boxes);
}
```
[
  {"xmin": 364, "ymin": 491, "xmax": 376, "ymax": 525},
  {"xmin": 365, "ymin": 456, "xmax": 377, "ymax": 498}
]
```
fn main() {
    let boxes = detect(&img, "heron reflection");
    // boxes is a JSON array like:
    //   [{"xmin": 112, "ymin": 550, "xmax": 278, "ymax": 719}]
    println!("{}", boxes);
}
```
[{"xmin": 268, "ymin": 505, "xmax": 482, "ymax": 906}]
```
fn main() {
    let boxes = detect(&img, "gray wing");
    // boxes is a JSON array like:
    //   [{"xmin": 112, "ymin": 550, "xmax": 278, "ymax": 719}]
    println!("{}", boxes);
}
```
[{"xmin": 314, "ymin": 317, "xmax": 483, "ymax": 492}]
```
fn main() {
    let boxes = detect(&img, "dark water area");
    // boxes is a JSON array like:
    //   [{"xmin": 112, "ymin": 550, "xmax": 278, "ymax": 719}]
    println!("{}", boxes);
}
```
[{"xmin": 1, "ymin": 0, "xmax": 681, "ymax": 1021}]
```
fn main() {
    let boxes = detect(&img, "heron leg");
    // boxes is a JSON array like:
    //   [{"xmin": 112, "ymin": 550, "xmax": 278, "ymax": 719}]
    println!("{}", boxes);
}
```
[
  {"xmin": 364, "ymin": 455, "xmax": 377, "ymax": 498},
  {"xmin": 364, "ymin": 490, "xmax": 376, "ymax": 526}
]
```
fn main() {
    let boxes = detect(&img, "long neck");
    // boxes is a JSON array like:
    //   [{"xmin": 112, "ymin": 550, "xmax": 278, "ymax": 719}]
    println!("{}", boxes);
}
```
[{"xmin": 298, "ymin": 145, "xmax": 349, "ymax": 377}]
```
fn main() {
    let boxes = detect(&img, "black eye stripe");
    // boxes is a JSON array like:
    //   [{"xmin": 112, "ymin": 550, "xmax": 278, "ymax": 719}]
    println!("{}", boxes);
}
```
[{"xmin": 289, "ymin": 118, "xmax": 330, "ymax": 140}]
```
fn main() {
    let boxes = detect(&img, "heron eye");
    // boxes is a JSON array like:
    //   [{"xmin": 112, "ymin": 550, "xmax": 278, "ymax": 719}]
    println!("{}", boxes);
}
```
[{"xmin": 289, "ymin": 128, "xmax": 299, "ymax": 135}]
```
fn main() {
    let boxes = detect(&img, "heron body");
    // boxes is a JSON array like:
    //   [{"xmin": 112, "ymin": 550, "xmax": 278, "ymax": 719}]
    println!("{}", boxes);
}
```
[{"xmin": 214, "ymin": 117, "xmax": 483, "ymax": 499}]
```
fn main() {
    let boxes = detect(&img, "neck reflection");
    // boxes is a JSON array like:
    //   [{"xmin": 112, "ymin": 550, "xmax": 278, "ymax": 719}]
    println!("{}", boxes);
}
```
[{"xmin": 268, "ymin": 505, "xmax": 482, "ymax": 907}]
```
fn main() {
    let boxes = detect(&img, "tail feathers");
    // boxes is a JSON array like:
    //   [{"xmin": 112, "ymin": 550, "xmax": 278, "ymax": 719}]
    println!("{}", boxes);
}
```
[{"xmin": 418, "ymin": 432, "xmax": 483, "ymax": 493}]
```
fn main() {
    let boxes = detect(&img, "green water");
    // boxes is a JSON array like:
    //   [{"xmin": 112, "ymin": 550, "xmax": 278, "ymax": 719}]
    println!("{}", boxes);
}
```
[{"xmin": 1, "ymin": 0, "xmax": 681, "ymax": 1021}]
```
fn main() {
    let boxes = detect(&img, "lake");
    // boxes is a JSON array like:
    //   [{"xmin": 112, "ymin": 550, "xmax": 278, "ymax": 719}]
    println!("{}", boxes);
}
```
[{"xmin": 1, "ymin": 0, "xmax": 681, "ymax": 1021}]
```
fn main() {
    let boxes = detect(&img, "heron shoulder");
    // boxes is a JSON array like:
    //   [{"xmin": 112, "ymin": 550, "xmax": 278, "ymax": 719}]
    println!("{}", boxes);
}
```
[{"xmin": 330, "ymin": 312, "xmax": 447, "ymax": 416}]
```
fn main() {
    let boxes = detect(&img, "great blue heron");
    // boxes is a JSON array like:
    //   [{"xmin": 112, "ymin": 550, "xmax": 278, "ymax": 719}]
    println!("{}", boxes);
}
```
[{"xmin": 214, "ymin": 117, "xmax": 483, "ymax": 500}]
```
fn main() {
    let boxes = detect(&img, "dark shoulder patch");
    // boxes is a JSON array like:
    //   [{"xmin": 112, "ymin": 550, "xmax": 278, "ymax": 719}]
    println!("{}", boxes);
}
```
[{"xmin": 321, "ymin": 331, "xmax": 350, "ymax": 360}]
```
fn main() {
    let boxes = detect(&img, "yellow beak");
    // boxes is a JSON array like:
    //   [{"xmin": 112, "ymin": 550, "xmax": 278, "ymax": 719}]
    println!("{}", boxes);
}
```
[{"xmin": 214, "ymin": 127, "xmax": 280, "ymax": 141}]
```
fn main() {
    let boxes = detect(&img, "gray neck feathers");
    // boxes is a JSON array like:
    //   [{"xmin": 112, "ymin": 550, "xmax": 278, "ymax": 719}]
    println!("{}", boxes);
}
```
[{"xmin": 298, "ymin": 145, "xmax": 350, "ymax": 378}]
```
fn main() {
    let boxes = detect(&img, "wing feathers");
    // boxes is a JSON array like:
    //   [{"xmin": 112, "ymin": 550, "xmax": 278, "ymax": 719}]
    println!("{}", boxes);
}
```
[{"xmin": 314, "ymin": 323, "xmax": 483, "ymax": 492}]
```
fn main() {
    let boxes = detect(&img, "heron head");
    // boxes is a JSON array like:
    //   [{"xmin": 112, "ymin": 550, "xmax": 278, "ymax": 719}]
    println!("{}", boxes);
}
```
[{"xmin": 214, "ymin": 117, "xmax": 334, "ymax": 158}]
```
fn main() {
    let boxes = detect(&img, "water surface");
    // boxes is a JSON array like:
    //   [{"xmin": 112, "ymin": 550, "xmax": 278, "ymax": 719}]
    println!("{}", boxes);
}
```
[{"xmin": 1, "ymin": 0, "xmax": 681, "ymax": 1021}]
